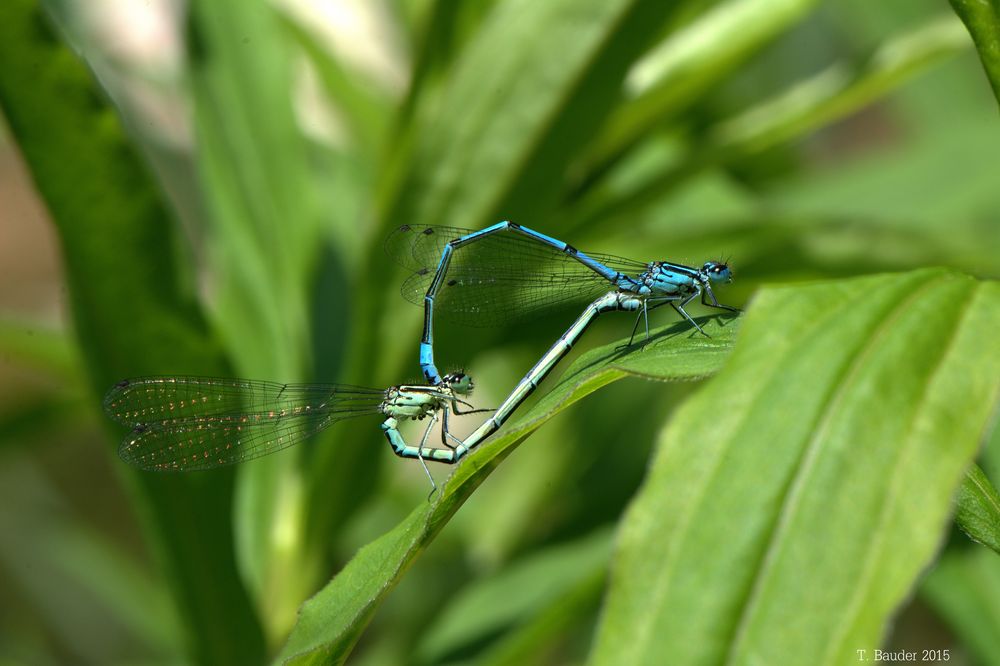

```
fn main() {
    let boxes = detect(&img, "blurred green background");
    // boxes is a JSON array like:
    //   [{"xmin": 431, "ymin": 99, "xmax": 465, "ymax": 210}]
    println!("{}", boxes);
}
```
[{"xmin": 1, "ymin": 0, "xmax": 999, "ymax": 664}]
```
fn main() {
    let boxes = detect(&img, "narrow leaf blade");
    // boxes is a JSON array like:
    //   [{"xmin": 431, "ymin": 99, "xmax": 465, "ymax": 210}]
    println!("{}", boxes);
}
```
[{"xmin": 949, "ymin": 0, "xmax": 1000, "ymax": 108}]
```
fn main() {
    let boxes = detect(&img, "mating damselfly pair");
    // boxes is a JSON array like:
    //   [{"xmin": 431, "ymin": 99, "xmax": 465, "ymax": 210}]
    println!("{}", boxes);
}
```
[{"xmin": 105, "ymin": 222, "xmax": 738, "ymax": 484}]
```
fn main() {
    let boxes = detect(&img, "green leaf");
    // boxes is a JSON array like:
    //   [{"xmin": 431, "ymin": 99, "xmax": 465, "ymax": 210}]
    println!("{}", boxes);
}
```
[
  {"xmin": 383, "ymin": 0, "xmax": 686, "ymax": 232},
  {"xmin": 0, "ymin": 461, "xmax": 181, "ymax": 662},
  {"xmin": 398, "ymin": 0, "xmax": 499, "ymax": 126},
  {"xmin": 276, "ymin": 314, "xmax": 739, "ymax": 665},
  {"xmin": 0, "ymin": 3, "xmax": 265, "ymax": 664},
  {"xmin": 188, "ymin": 0, "xmax": 331, "ymax": 637},
  {"xmin": 189, "ymin": 0, "xmax": 319, "ymax": 379},
  {"xmin": 708, "ymin": 16, "xmax": 969, "ymax": 155},
  {"xmin": 579, "ymin": 0, "xmax": 821, "ymax": 189},
  {"xmin": 589, "ymin": 269, "xmax": 1000, "ymax": 666},
  {"xmin": 0, "ymin": 318, "xmax": 77, "ymax": 380},
  {"xmin": 956, "ymin": 464, "xmax": 1000, "ymax": 555},
  {"xmin": 45, "ymin": 523, "xmax": 184, "ymax": 656},
  {"xmin": 581, "ymin": 15, "xmax": 971, "ymax": 225},
  {"xmin": 282, "ymin": 14, "xmax": 392, "ymax": 158},
  {"xmin": 949, "ymin": 0, "xmax": 1000, "ymax": 109},
  {"xmin": 417, "ymin": 527, "xmax": 613, "ymax": 663},
  {"xmin": 472, "ymin": 565, "xmax": 606, "ymax": 666},
  {"xmin": 921, "ymin": 547, "xmax": 1000, "ymax": 666}
]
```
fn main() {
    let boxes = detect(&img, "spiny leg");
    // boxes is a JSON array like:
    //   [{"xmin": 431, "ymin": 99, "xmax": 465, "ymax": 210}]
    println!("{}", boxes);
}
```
[
  {"xmin": 417, "ymin": 413, "xmax": 439, "ymax": 495},
  {"xmin": 702, "ymin": 285, "xmax": 740, "ymax": 312},
  {"xmin": 629, "ymin": 300, "xmax": 652, "ymax": 347},
  {"xmin": 440, "ymin": 406, "xmax": 468, "ymax": 450},
  {"xmin": 451, "ymin": 398, "xmax": 495, "ymax": 416},
  {"xmin": 626, "ymin": 304, "xmax": 645, "ymax": 347},
  {"xmin": 624, "ymin": 298, "xmax": 676, "ymax": 349},
  {"xmin": 643, "ymin": 299, "xmax": 651, "ymax": 343},
  {"xmin": 672, "ymin": 292, "xmax": 708, "ymax": 336}
]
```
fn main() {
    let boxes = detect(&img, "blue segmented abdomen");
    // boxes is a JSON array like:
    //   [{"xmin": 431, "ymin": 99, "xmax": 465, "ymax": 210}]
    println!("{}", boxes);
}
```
[{"xmin": 386, "ymin": 224, "xmax": 649, "ymax": 326}]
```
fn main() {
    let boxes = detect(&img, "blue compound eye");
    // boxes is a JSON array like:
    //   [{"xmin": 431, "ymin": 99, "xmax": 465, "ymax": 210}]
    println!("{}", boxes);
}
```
[
  {"xmin": 444, "ymin": 372, "xmax": 474, "ymax": 394},
  {"xmin": 703, "ymin": 262, "xmax": 731, "ymax": 281}
]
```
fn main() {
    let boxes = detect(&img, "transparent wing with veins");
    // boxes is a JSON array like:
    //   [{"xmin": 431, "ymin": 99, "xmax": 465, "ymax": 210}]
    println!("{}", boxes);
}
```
[
  {"xmin": 104, "ymin": 376, "xmax": 385, "ymax": 471},
  {"xmin": 385, "ymin": 224, "xmax": 648, "ymax": 326}
]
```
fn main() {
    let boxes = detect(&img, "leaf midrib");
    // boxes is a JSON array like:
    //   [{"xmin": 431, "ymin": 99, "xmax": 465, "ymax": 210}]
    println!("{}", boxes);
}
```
[
  {"xmin": 818, "ymin": 283, "xmax": 977, "ymax": 664},
  {"xmin": 721, "ymin": 277, "xmax": 949, "ymax": 665},
  {"xmin": 616, "ymin": 280, "xmax": 869, "ymax": 664}
]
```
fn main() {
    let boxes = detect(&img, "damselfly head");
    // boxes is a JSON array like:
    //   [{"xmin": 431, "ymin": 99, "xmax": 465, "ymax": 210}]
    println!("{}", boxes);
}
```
[
  {"xmin": 443, "ymin": 372, "xmax": 474, "ymax": 395},
  {"xmin": 702, "ymin": 261, "xmax": 732, "ymax": 283}
]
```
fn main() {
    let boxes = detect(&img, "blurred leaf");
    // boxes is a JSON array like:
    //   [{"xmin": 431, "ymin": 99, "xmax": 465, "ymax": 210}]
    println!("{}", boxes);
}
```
[
  {"xmin": 417, "ymin": 527, "xmax": 613, "ymax": 663},
  {"xmin": 0, "ymin": 397, "xmax": 88, "ymax": 452},
  {"xmin": 949, "ymin": 0, "xmax": 1000, "ymax": 108},
  {"xmin": 578, "ymin": 0, "xmax": 821, "ymax": 192},
  {"xmin": 0, "ymin": 318, "xmax": 77, "ymax": 380},
  {"xmin": 733, "ymin": 123, "xmax": 1000, "ymax": 282},
  {"xmin": 382, "ymin": 0, "xmax": 686, "ymax": 233},
  {"xmin": 283, "ymin": 15, "xmax": 392, "ymax": 158},
  {"xmin": 0, "ymin": 2, "xmax": 265, "ymax": 664},
  {"xmin": 188, "ymin": 0, "xmax": 319, "ymax": 379},
  {"xmin": 46, "ymin": 522, "xmax": 183, "ymax": 656},
  {"xmin": 473, "ymin": 566, "xmax": 605, "ymax": 666},
  {"xmin": 277, "ymin": 314, "xmax": 740, "ymax": 665},
  {"xmin": 921, "ymin": 547, "xmax": 1000, "ymax": 666},
  {"xmin": 708, "ymin": 16, "xmax": 968, "ymax": 154},
  {"xmin": 399, "ymin": 0, "xmax": 498, "ymax": 125},
  {"xmin": 590, "ymin": 269, "xmax": 1000, "ymax": 665},
  {"xmin": 956, "ymin": 464, "xmax": 1000, "ymax": 555},
  {"xmin": 582, "ymin": 15, "xmax": 971, "ymax": 226},
  {"xmin": 982, "ymin": 415, "xmax": 1000, "ymax": 491},
  {"xmin": 0, "ymin": 320, "xmax": 87, "ymax": 453},
  {"xmin": 188, "ymin": 0, "xmax": 328, "ymax": 637},
  {"xmin": 0, "ymin": 460, "xmax": 182, "ymax": 662}
]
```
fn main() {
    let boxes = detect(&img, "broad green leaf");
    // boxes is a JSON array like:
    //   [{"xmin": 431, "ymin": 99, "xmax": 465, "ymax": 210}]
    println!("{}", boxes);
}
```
[
  {"xmin": 590, "ymin": 269, "xmax": 1000, "ymax": 666},
  {"xmin": 0, "ymin": 3, "xmax": 265, "ymax": 664},
  {"xmin": 949, "ymin": 0, "xmax": 1000, "ymax": 108},
  {"xmin": 921, "ymin": 548, "xmax": 1000, "ymax": 666},
  {"xmin": 276, "ymin": 314, "xmax": 739, "ymax": 665},
  {"xmin": 417, "ymin": 527, "xmax": 613, "ymax": 663},
  {"xmin": 956, "ymin": 464, "xmax": 1000, "ymax": 555}
]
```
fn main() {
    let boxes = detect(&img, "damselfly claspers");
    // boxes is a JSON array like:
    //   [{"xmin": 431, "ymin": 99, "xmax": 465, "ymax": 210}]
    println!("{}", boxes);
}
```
[{"xmin": 386, "ymin": 222, "xmax": 738, "ymax": 384}]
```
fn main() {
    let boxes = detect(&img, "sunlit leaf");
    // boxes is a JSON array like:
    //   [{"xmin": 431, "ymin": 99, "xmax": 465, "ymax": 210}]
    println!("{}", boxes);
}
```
[{"xmin": 590, "ymin": 269, "xmax": 1000, "ymax": 665}]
